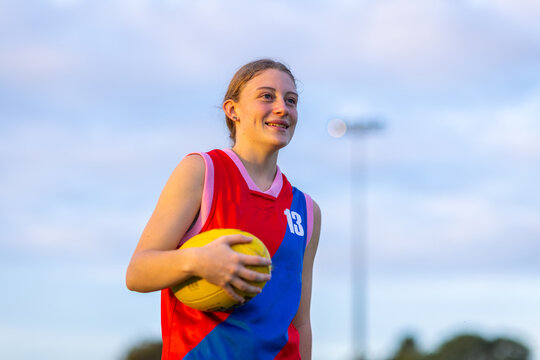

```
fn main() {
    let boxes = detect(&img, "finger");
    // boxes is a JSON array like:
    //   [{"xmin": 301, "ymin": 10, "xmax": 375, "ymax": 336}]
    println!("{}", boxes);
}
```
[
  {"xmin": 219, "ymin": 234, "xmax": 253, "ymax": 245},
  {"xmin": 239, "ymin": 253, "xmax": 272, "ymax": 267},
  {"xmin": 236, "ymin": 267, "xmax": 271, "ymax": 283},
  {"xmin": 222, "ymin": 283, "xmax": 246, "ymax": 304},
  {"xmin": 230, "ymin": 277, "xmax": 263, "ymax": 296}
]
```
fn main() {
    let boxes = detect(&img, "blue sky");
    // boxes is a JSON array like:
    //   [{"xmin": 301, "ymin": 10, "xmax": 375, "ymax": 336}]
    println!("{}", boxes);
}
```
[{"xmin": 1, "ymin": 0, "xmax": 540, "ymax": 359}]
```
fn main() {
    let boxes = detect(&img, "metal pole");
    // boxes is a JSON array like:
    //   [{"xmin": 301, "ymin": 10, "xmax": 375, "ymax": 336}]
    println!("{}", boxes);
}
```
[
  {"xmin": 351, "ymin": 136, "xmax": 367, "ymax": 360},
  {"xmin": 328, "ymin": 118, "xmax": 385, "ymax": 360}
]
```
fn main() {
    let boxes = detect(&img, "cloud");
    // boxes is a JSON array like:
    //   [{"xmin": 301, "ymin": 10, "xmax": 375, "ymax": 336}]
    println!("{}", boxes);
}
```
[
  {"xmin": 3, "ymin": 0, "xmax": 539, "ymax": 100},
  {"xmin": 0, "ymin": 325, "xmax": 126, "ymax": 360},
  {"xmin": 367, "ymin": 185, "xmax": 540, "ymax": 275},
  {"xmin": 309, "ymin": 88, "xmax": 540, "ymax": 276},
  {"xmin": 0, "ymin": 44, "xmax": 82, "ymax": 84},
  {"xmin": 480, "ymin": 89, "xmax": 540, "ymax": 159},
  {"xmin": 468, "ymin": 0, "xmax": 540, "ymax": 36},
  {"xmin": 0, "ymin": 120, "xmax": 229, "ymax": 257}
]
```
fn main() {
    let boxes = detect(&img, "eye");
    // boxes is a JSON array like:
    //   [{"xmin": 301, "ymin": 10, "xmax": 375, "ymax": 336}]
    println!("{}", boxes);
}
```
[
  {"xmin": 286, "ymin": 97, "xmax": 298, "ymax": 105},
  {"xmin": 260, "ymin": 92, "xmax": 274, "ymax": 100}
]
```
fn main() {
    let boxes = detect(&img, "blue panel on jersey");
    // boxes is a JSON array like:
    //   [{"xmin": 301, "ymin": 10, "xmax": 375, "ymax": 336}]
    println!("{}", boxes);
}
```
[{"xmin": 184, "ymin": 189, "xmax": 307, "ymax": 360}]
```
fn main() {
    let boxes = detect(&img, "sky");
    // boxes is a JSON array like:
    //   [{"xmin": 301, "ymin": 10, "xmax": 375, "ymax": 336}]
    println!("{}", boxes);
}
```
[{"xmin": 1, "ymin": 0, "xmax": 540, "ymax": 359}]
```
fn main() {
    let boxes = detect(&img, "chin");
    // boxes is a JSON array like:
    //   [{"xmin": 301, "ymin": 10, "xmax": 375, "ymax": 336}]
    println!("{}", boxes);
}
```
[
  {"xmin": 271, "ymin": 132, "xmax": 295, "ymax": 148},
  {"xmin": 272, "ymin": 138, "xmax": 293, "ymax": 150},
  {"xmin": 258, "ymin": 130, "xmax": 295, "ymax": 150}
]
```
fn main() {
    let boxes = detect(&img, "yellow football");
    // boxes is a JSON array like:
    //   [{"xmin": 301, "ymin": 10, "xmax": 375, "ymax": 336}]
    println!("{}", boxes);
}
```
[{"xmin": 171, "ymin": 228, "xmax": 271, "ymax": 312}]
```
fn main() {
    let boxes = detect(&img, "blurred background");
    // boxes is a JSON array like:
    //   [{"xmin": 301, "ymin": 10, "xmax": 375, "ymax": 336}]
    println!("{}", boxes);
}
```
[{"xmin": 1, "ymin": 0, "xmax": 539, "ymax": 359}]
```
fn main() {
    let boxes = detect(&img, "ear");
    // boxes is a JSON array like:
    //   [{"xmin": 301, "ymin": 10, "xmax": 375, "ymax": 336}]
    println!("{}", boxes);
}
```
[{"xmin": 223, "ymin": 99, "xmax": 239, "ymax": 122}]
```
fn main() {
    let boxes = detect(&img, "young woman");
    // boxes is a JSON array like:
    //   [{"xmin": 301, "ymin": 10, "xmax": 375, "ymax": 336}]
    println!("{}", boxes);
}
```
[{"xmin": 126, "ymin": 59, "xmax": 321, "ymax": 359}]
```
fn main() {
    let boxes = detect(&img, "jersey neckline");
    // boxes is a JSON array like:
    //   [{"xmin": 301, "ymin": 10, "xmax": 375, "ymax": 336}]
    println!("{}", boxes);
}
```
[{"xmin": 222, "ymin": 148, "xmax": 283, "ymax": 198}]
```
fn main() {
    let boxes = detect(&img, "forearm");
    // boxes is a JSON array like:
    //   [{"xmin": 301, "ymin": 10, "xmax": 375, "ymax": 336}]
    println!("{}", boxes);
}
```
[
  {"xmin": 296, "ymin": 320, "xmax": 312, "ymax": 360},
  {"xmin": 126, "ymin": 247, "xmax": 198, "ymax": 293}
]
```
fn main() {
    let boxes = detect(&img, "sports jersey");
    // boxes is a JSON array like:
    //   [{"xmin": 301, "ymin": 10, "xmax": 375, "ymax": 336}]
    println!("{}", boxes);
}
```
[{"xmin": 161, "ymin": 148, "xmax": 314, "ymax": 360}]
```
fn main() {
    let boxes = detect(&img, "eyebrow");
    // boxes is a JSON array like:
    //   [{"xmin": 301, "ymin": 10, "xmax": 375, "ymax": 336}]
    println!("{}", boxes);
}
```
[{"xmin": 256, "ymin": 86, "xmax": 298, "ymax": 98}]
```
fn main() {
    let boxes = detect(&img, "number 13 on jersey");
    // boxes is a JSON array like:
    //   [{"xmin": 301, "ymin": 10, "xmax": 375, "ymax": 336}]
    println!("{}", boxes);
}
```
[{"xmin": 284, "ymin": 208, "xmax": 304, "ymax": 236}]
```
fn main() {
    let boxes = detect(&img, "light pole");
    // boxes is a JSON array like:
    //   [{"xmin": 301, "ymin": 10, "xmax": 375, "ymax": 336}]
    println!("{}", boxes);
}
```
[{"xmin": 328, "ymin": 117, "xmax": 385, "ymax": 360}]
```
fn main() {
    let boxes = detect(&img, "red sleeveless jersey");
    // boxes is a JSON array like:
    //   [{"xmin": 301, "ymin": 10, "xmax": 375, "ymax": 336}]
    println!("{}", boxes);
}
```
[{"xmin": 161, "ymin": 149, "xmax": 314, "ymax": 360}]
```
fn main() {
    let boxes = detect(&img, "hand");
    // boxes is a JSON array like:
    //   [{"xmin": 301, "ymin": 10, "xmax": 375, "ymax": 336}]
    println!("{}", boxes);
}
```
[{"xmin": 192, "ymin": 234, "xmax": 272, "ymax": 304}]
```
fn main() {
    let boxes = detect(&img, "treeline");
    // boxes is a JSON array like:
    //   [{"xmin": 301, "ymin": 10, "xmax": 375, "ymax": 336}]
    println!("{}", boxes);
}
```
[
  {"xmin": 121, "ymin": 333, "xmax": 530, "ymax": 360},
  {"xmin": 389, "ymin": 334, "xmax": 529, "ymax": 360}
]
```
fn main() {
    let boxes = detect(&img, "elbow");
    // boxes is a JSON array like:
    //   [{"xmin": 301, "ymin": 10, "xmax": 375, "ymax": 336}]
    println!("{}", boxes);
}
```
[
  {"xmin": 125, "ymin": 265, "xmax": 155, "ymax": 293},
  {"xmin": 125, "ymin": 264, "xmax": 143, "ymax": 292},
  {"xmin": 125, "ymin": 270, "xmax": 136, "ymax": 292},
  {"xmin": 125, "ymin": 279, "xmax": 135, "ymax": 292}
]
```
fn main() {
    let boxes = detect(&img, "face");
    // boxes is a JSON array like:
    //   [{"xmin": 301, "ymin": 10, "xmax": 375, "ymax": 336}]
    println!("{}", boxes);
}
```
[{"xmin": 227, "ymin": 68, "xmax": 298, "ymax": 150}]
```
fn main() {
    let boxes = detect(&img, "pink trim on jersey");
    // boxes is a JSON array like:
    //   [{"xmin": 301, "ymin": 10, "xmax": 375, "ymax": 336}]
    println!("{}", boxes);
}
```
[
  {"xmin": 222, "ymin": 148, "xmax": 283, "ymax": 198},
  {"xmin": 178, "ymin": 152, "xmax": 214, "ymax": 246},
  {"xmin": 305, "ymin": 193, "xmax": 314, "ymax": 247}
]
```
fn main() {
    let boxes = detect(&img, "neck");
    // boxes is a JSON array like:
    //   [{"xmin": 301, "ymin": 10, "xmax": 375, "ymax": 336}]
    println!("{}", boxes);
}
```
[{"xmin": 231, "ymin": 143, "xmax": 280, "ymax": 191}]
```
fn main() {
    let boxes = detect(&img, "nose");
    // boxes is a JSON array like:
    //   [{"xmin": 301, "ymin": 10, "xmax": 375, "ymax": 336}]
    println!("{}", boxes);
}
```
[{"xmin": 272, "ymin": 97, "xmax": 289, "ymax": 117}]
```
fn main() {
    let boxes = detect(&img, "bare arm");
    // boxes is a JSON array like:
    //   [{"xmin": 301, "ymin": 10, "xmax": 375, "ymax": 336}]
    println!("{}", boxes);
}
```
[
  {"xmin": 293, "ymin": 200, "xmax": 321, "ymax": 360},
  {"xmin": 125, "ymin": 154, "xmax": 271, "ymax": 302},
  {"xmin": 125, "ymin": 154, "xmax": 204, "ymax": 292}
]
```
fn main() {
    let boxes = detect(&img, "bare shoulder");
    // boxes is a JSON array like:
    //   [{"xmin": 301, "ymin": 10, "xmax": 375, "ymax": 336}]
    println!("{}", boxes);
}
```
[
  {"xmin": 180, "ymin": 153, "xmax": 205, "ymax": 170},
  {"xmin": 171, "ymin": 153, "xmax": 205, "ymax": 181},
  {"xmin": 135, "ymin": 153, "xmax": 206, "ymax": 252},
  {"xmin": 312, "ymin": 200, "xmax": 321, "ymax": 225},
  {"xmin": 160, "ymin": 153, "xmax": 205, "ymax": 197}
]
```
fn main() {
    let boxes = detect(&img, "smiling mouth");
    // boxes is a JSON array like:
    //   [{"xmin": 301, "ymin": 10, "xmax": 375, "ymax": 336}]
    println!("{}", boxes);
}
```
[{"xmin": 265, "ymin": 122, "xmax": 289, "ymax": 129}]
